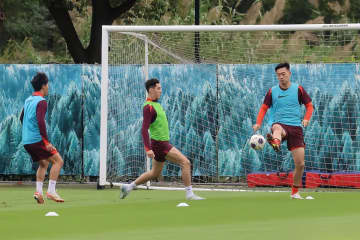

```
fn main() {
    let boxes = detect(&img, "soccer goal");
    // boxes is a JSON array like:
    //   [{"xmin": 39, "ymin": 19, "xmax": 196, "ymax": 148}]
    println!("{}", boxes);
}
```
[{"xmin": 100, "ymin": 24, "xmax": 360, "ymax": 191}]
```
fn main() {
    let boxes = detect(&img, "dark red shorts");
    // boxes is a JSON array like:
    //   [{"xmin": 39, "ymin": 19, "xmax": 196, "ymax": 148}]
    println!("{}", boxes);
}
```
[
  {"xmin": 272, "ymin": 123, "xmax": 305, "ymax": 151},
  {"xmin": 24, "ymin": 141, "xmax": 58, "ymax": 162},
  {"xmin": 151, "ymin": 139, "xmax": 173, "ymax": 162}
]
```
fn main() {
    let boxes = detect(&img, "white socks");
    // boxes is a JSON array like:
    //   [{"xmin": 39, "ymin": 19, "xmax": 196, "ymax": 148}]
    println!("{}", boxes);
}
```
[
  {"xmin": 185, "ymin": 185, "xmax": 194, "ymax": 197},
  {"xmin": 48, "ymin": 180, "xmax": 57, "ymax": 194},
  {"xmin": 185, "ymin": 186, "xmax": 205, "ymax": 200},
  {"xmin": 36, "ymin": 181, "xmax": 43, "ymax": 194},
  {"xmin": 36, "ymin": 180, "xmax": 57, "ymax": 195},
  {"xmin": 129, "ymin": 182, "xmax": 137, "ymax": 190}
]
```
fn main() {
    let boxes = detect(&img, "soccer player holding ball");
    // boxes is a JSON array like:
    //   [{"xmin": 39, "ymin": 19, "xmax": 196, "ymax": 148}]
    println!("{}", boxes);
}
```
[
  {"xmin": 20, "ymin": 73, "xmax": 64, "ymax": 204},
  {"xmin": 252, "ymin": 63, "xmax": 313, "ymax": 199},
  {"xmin": 120, "ymin": 78, "xmax": 204, "ymax": 200}
]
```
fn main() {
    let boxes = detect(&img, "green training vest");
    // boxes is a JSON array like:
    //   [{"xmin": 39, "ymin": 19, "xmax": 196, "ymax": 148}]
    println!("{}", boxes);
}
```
[{"xmin": 143, "ymin": 101, "xmax": 170, "ymax": 141}]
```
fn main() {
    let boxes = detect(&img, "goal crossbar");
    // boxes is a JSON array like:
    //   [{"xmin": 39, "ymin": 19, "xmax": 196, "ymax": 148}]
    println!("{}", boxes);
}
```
[{"xmin": 103, "ymin": 24, "xmax": 360, "ymax": 33}]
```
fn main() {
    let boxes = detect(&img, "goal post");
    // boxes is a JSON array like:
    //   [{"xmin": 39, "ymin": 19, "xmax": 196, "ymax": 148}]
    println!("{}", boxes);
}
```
[{"xmin": 100, "ymin": 24, "xmax": 360, "ymax": 190}]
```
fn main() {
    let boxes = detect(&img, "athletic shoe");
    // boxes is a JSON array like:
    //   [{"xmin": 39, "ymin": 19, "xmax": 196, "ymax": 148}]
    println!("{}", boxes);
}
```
[
  {"xmin": 46, "ymin": 192, "xmax": 64, "ymax": 202},
  {"xmin": 33, "ymin": 192, "xmax": 44, "ymax": 204},
  {"xmin": 120, "ymin": 184, "xmax": 131, "ymax": 199},
  {"xmin": 186, "ymin": 194, "xmax": 205, "ymax": 200},
  {"xmin": 290, "ymin": 192, "xmax": 304, "ymax": 200},
  {"xmin": 266, "ymin": 133, "xmax": 281, "ymax": 152}
]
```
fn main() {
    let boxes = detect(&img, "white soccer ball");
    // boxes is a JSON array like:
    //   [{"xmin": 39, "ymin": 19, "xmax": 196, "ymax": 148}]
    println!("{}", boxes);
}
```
[{"xmin": 250, "ymin": 134, "xmax": 266, "ymax": 150}]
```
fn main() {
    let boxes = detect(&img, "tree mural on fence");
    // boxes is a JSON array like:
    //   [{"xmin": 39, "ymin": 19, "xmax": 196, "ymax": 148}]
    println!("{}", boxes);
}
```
[{"xmin": 2, "ymin": 64, "xmax": 360, "ymax": 177}]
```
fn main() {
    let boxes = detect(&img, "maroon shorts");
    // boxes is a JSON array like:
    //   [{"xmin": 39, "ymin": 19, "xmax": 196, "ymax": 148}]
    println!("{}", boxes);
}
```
[
  {"xmin": 273, "ymin": 123, "xmax": 305, "ymax": 151},
  {"xmin": 151, "ymin": 139, "xmax": 173, "ymax": 162},
  {"xmin": 24, "ymin": 141, "xmax": 58, "ymax": 162}
]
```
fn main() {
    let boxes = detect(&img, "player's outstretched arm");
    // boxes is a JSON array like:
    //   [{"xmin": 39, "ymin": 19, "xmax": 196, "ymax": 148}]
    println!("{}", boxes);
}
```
[
  {"xmin": 141, "ymin": 105, "xmax": 156, "ymax": 155},
  {"xmin": 253, "ymin": 104, "xmax": 269, "ymax": 132},
  {"xmin": 302, "ymin": 102, "xmax": 314, "ymax": 127},
  {"xmin": 253, "ymin": 89, "xmax": 272, "ymax": 132},
  {"xmin": 299, "ymin": 85, "xmax": 313, "ymax": 127},
  {"xmin": 36, "ymin": 101, "xmax": 51, "ymax": 147}
]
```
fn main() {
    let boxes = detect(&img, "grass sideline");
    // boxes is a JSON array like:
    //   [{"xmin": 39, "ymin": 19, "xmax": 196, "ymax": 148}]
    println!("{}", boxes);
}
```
[{"xmin": 1, "ymin": 184, "xmax": 360, "ymax": 240}]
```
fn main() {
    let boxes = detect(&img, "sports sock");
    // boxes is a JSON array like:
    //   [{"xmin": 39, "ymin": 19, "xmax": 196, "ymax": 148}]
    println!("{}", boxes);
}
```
[
  {"xmin": 48, "ymin": 180, "xmax": 57, "ymax": 194},
  {"xmin": 185, "ymin": 185, "xmax": 194, "ymax": 197},
  {"xmin": 129, "ymin": 182, "xmax": 136, "ymax": 190},
  {"xmin": 291, "ymin": 185, "xmax": 299, "ymax": 195},
  {"xmin": 273, "ymin": 138, "xmax": 281, "ymax": 145},
  {"xmin": 36, "ymin": 181, "xmax": 43, "ymax": 194}
]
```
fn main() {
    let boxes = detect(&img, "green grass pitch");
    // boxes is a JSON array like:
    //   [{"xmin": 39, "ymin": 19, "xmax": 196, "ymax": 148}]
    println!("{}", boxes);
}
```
[{"xmin": 1, "ymin": 184, "xmax": 360, "ymax": 240}]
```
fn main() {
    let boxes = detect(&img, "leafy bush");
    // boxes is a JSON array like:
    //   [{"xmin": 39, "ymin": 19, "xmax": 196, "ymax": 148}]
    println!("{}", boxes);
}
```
[
  {"xmin": 0, "ymin": 38, "xmax": 73, "ymax": 64},
  {"xmin": 348, "ymin": 0, "xmax": 360, "ymax": 22},
  {"xmin": 318, "ymin": 0, "xmax": 341, "ymax": 23},
  {"xmin": 261, "ymin": 0, "xmax": 276, "ymax": 14},
  {"xmin": 278, "ymin": 0, "xmax": 314, "ymax": 24},
  {"xmin": 1, "ymin": 0, "xmax": 56, "ymax": 51},
  {"xmin": 0, "ymin": 38, "xmax": 42, "ymax": 63}
]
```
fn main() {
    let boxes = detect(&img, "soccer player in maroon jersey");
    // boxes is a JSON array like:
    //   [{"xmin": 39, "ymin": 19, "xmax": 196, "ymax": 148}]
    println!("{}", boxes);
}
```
[
  {"xmin": 20, "ymin": 73, "xmax": 64, "ymax": 203},
  {"xmin": 120, "ymin": 78, "xmax": 204, "ymax": 200},
  {"xmin": 253, "ymin": 63, "xmax": 314, "ymax": 199}
]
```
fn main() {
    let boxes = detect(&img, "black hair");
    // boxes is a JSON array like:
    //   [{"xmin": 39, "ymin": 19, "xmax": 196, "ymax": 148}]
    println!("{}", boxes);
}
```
[
  {"xmin": 275, "ymin": 63, "xmax": 290, "ymax": 72},
  {"xmin": 31, "ymin": 72, "xmax": 48, "ymax": 91},
  {"xmin": 145, "ymin": 78, "xmax": 160, "ymax": 92}
]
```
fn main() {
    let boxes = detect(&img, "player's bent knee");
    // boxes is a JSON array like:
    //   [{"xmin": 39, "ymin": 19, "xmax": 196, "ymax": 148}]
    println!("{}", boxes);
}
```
[
  {"xmin": 50, "ymin": 153, "xmax": 64, "ymax": 166},
  {"xmin": 272, "ymin": 124, "xmax": 285, "ymax": 135},
  {"xmin": 185, "ymin": 159, "xmax": 191, "ymax": 167},
  {"xmin": 295, "ymin": 162, "xmax": 305, "ymax": 168},
  {"xmin": 181, "ymin": 159, "xmax": 191, "ymax": 169},
  {"xmin": 272, "ymin": 124, "xmax": 281, "ymax": 130},
  {"xmin": 39, "ymin": 160, "xmax": 49, "ymax": 169},
  {"xmin": 57, "ymin": 156, "xmax": 64, "ymax": 167},
  {"xmin": 150, "ymin": 173, "xmax": 160, "ymax": 180},
  {"xmin": 149, "ymin": 170, "xmax": 161, "ymax": 179}
]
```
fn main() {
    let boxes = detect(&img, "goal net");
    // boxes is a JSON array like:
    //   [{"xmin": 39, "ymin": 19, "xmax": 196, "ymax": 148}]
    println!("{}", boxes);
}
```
[{"xmin": 100, "ymin": 24, "xmax": 360, "ymax": 190}]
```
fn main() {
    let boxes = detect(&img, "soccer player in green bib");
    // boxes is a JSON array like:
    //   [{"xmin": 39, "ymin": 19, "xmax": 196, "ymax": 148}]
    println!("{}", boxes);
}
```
[{"xmin": 120, "ymin": 78, "xmax": 204, "ymax": 200}]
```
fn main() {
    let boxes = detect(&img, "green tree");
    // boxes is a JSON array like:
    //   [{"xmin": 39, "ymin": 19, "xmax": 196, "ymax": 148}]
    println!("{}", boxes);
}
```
[
  {"xmin": 0, "ymin": 0, "xmax": 54, "ymax": 50},
  {"xmin": 278, "ymin": 0, "xmax": 314, "ymax": 24},
  {"xmin": 0, "ymin": 0, "xmax": 60, "ymax": 63},
  {"xmin": 348, "ymin": 0, "xmax": 360, "ymax": 22}
]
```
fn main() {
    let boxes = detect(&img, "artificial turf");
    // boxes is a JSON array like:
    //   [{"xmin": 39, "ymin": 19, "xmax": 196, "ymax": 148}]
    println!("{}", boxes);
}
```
[{"xmin": 1, "ymin": 184, "xmax": 360, "ymax": 240}]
